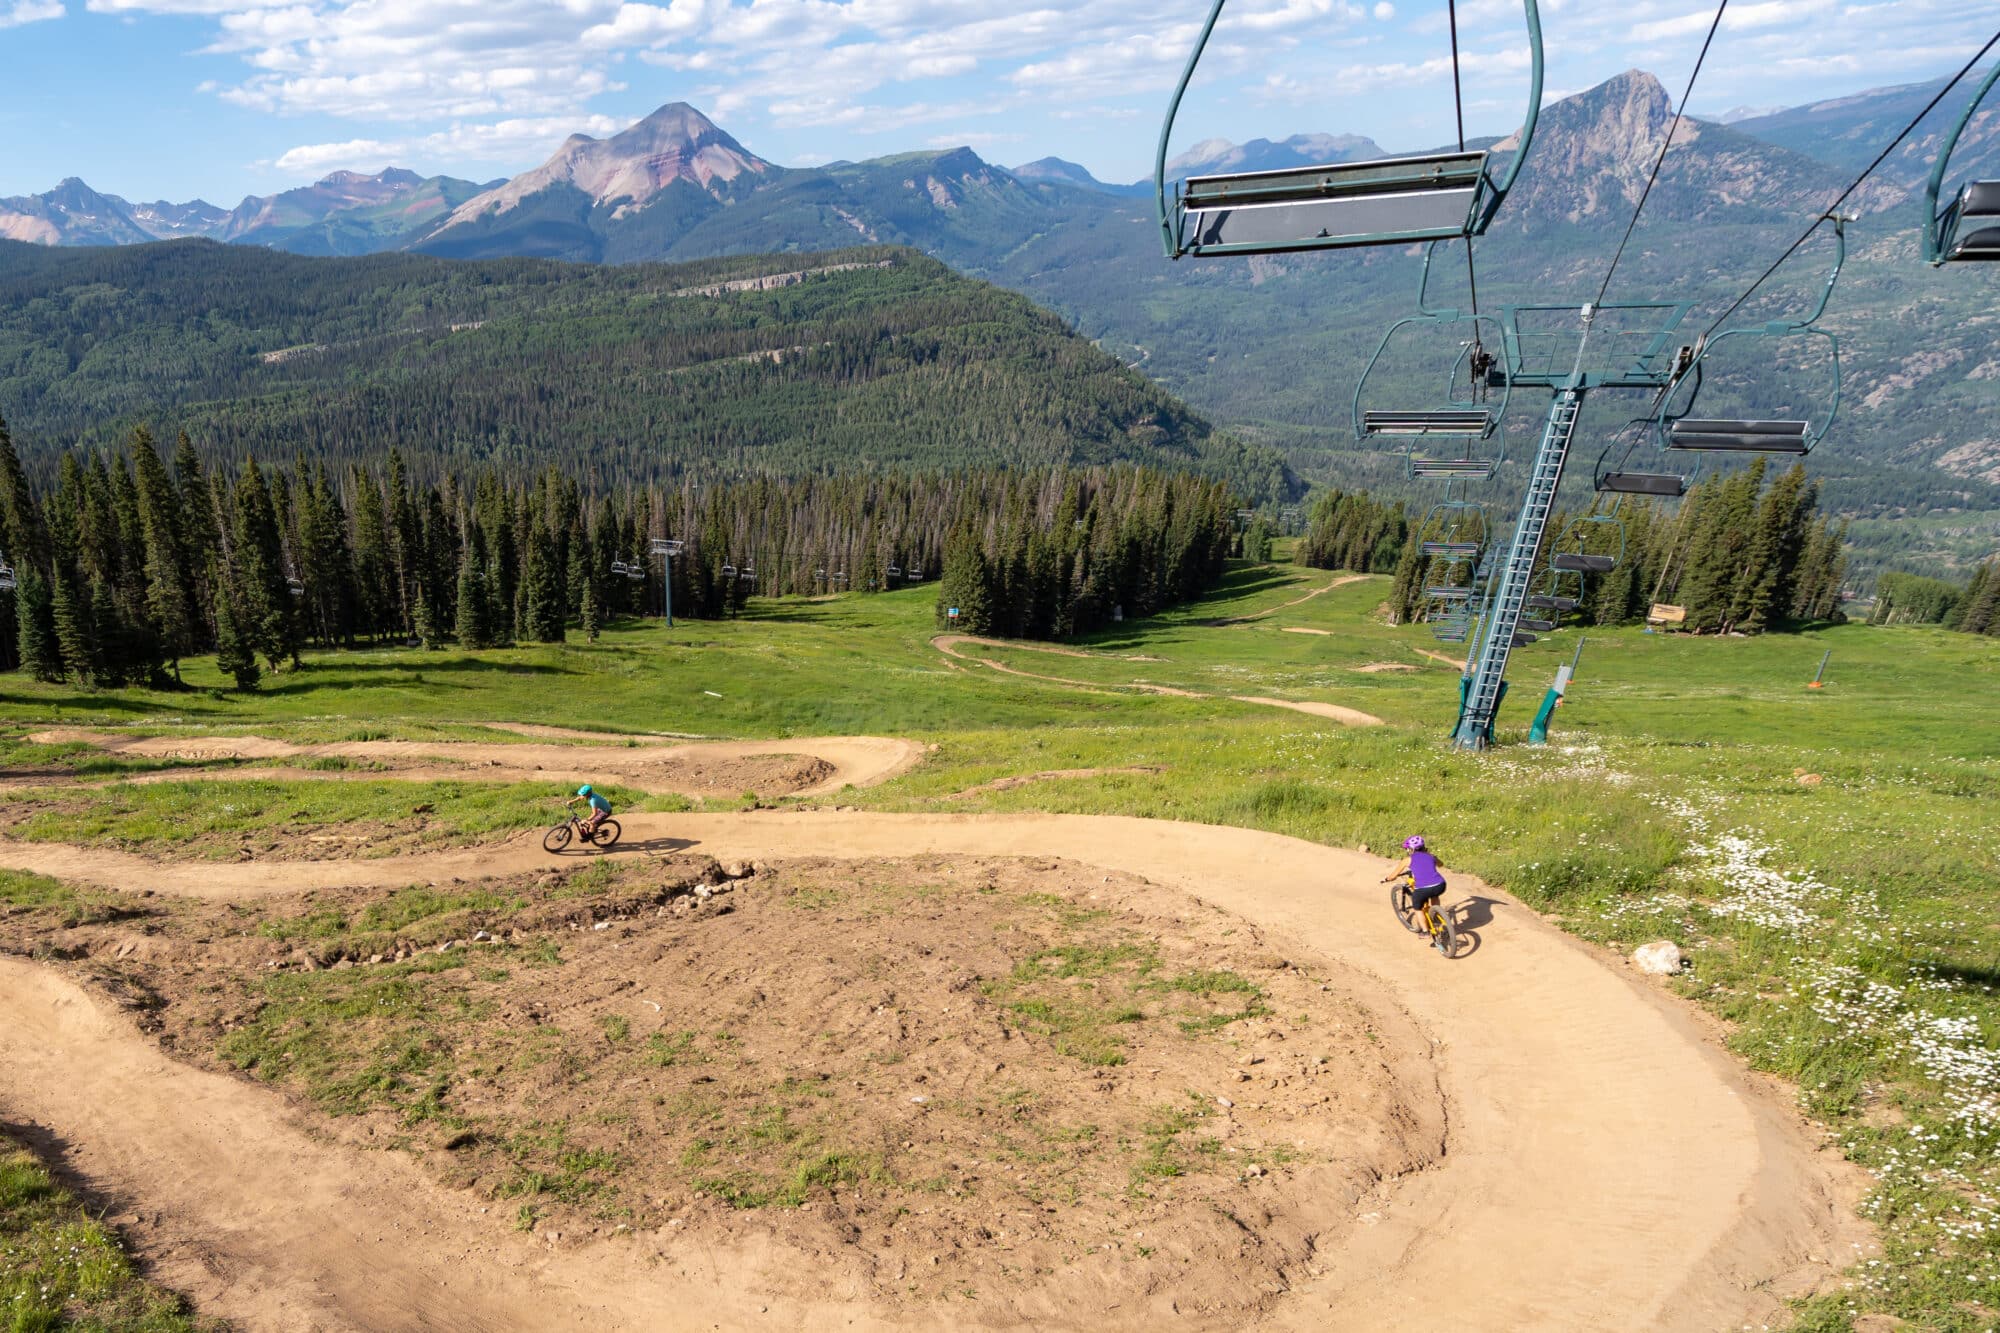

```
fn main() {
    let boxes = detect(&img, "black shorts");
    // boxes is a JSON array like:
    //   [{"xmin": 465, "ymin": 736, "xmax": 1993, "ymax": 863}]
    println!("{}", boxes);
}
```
[{"xmin": 1411, "ymin": 880, "xmax": 1446, "ymax": 910}]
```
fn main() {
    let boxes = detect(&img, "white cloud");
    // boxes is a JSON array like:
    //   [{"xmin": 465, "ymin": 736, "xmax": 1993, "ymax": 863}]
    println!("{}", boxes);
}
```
[
  {"xmin": 275, "ymin": 113, "xmax": 628, "ymax": 177},
  {"xmin": 0, "ymin": 0, "xmax": 64, "ymax": 28}
]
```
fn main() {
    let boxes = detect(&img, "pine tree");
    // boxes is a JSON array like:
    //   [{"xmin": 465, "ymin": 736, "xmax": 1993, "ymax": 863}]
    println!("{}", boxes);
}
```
[
  {"xmin": 50, "ymin": 564, "xmax": 96, "ymax": 686},
  {"xmin": 455, "ymin": 547, "xmax": 491, "ymax": 649},
  {"xmin": 413, "ymin": 586, "xmax": 440, "ymax": 650},
  {"xmin": 521, "ymin": 504, "xmax": 567, "ymax": 643},
  {"xmin": 212, "ymin": 561, "xmax": 260, "ymax": 690},
  {"xmin": 231, "ymin": 460, "xmax": 299, "ymax": 668},
  {"xmin": 15, "ymin": 568, "xmax": 64, "ymax": 683},
  {"xmin": 1958, "ymin": 560, "xmax": 1998, "ymax": 636},
  {"xmin": 133, "ymin": 433, "xmax": 195, "ymax": 681},
  {"xmin": 581, "ymin": 579, "xmax": 602, "ymax": 643}
]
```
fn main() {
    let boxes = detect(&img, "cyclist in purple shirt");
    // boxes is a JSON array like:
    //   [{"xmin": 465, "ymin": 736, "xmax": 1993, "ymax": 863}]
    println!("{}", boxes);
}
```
[{"xmin": 1381, "ymin": 835, "xmax": 1447, "ymax": 913}]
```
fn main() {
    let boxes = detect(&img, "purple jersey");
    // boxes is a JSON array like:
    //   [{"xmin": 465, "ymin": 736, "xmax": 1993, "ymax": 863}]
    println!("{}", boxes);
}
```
[{"xmin": 1408, "ymin": 849, "xmax": 1444, "ymax": 889}]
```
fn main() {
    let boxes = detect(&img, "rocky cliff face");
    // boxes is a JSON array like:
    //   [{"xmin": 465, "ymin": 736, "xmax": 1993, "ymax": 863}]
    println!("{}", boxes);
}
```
[
  {"xmin": 429, "ymin": 103, "xmax": 772, "ymax": 236},
  {"xmin": 1500, "ymin": 69, "xmax": 1902, "ymax": 226}
]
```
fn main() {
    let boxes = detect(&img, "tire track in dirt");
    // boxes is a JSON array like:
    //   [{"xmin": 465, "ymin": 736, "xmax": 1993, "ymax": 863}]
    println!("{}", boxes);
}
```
[
  {"xmin": 930, "ymin": 636, "xmax": 1385, "ymax": 726},
  {"xmin": 22, "ymin": 732, "xmax": 924, "ymax": 800},
  {"xmin": 0, "ymin": 811, "xmax": 1864, "ymax": 1331}
]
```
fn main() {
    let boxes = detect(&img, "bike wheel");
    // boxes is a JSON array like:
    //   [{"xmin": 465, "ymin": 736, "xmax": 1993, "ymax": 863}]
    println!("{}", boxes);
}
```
[
  {"xmin": 1433, "ymin": 906, "xmax": 1459, "ymax": 958},
  {"xmin": 591, "ymin": 818, "xmax": 622, "ymax": 849},
  {"xmin": 1390, "ymin": 883, "xmax": 1422, "ymax": 934},
  {"xmin": 543, "ymin": 823, "xmax": 574, "ymax": 853}
]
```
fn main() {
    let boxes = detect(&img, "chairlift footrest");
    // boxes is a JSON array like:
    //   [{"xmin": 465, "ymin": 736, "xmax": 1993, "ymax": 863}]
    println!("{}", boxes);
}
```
[
  {"xmin": 1550, "ymin": 554, "xmax": 1616, "ymax": 574},
  {"xmin": 1597, "ymin": 471, "xmax": 1686, "ymax": 497}
]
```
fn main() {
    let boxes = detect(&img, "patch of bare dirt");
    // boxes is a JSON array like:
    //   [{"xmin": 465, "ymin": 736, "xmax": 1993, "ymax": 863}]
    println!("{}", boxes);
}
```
[
  {"xmin": 17, "ymin": 731, "xmax": 916, "ymax": 800},
  {"xmin": 1, "ymin": 852, "xmax": 1438, "ymax": 1328},
  {"xmin": 1351, "ymin": 663, "xmax": 1418, "ymax": 673}
]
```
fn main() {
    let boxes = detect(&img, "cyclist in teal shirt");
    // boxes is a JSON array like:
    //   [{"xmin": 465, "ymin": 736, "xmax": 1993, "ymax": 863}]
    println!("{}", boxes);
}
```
[{"xmin": 567, "ymin": 784, "xmax": 612, "ymax": 835}]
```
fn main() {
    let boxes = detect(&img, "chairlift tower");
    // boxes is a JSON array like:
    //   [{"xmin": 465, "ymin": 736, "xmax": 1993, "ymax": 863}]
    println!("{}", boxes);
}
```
[
  {"xmin": 1450, "ymin": 300, "xmax": 1692, "ymax": 750},
  {"xmin": 650, "ymin": 538, "xmax": 683, "ymax": 626}
]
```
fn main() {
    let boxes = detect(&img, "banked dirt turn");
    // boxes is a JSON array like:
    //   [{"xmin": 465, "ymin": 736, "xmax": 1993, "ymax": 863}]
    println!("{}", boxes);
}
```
[{"xmin": 0, "ymin": 810, "xmax": 1864, "ymax": 1331}]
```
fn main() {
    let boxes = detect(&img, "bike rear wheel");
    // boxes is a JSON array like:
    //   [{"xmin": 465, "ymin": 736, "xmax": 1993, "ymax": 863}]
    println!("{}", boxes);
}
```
[
  {"xmin": 543, "ymin": 822, "xmax": 574, "ymax": 853},
  {"xmin": 1432, "ymin": 906, "xmax": 1459, "ymax": 958},
  {"xmin": 590, "ymin": 818, "xmax": 622, "ymax": 848},
  {"xmin": 1391, "ymin": 882, "xmax": 1422, "ymax": 933}
]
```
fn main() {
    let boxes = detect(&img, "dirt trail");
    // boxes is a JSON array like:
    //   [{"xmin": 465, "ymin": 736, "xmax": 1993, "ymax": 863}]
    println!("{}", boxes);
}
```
[
  {"xmin": 0, "ymin": 812, "xmax": 1861, "ymax": 1331},
  {"xmin": 1199, "ymin": 573, "xmax": 1372, "ymax": 626},
  {"xmin": 931, "ymin": 636, "xmax": 1384, "ymax": 725},
  {"xmin": 24, "ymin": 731, "xmax": 923, "ymax": 799},
  {"xmin": 1414, "ymin": 648, "xmax": 1467, "ymax": 670}
]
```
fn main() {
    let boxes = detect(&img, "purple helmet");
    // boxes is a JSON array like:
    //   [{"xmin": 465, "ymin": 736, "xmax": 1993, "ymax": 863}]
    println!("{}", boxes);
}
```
[{"xmin": 1403, "ymin": 835, "xmax": 1425, "ymax": 851}]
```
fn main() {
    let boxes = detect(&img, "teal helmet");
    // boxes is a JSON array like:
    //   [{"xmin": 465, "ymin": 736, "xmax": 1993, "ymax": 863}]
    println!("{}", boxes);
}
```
[{"xmin": 577, "ymin": 784, "xmax": 593, "ymax": 796}]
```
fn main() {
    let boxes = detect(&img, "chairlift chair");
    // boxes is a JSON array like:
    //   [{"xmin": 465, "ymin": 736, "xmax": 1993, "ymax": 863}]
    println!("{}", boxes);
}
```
[
  {"xmin": 285, "ymin": 575, "xmax": 304, "ymax": 598},
  {"xmin": 1594, "ymin": 416, "xmax": 1692, "ymax": 498},
  {"xmin": 1663, "ymin": 217, "xmax": 1846, "ymax": 455},
  {"xmin": 1547, "ymin": 512, "xmax": 1625, "ymax": 575},
  {"xmin": 1417, "ymin": 483, "xmax": 1489, "ymax": 560},
  {"xmin": 1924, "ymin": 61, "xmax": 2000, "ymax": 263},
  {"xmin": 1155, "ymin": 1, "xmax": 1545, "ymax": 259},
  {"xmin": 888, "ymin": 565, "xmax": 904, "ymax": 579},
  {"xmin": 0, "ymin": 555, "xmax": 15, "ymax": 593},
  {"xmin": 610, "ymin": 559, "xmax": 632, "ymax": 578},
  {"xmin": 721, "ymin": 563, "xmax": 738, "ymax": 578},
  {"xmin": 1356, "ymin": 240, "xmax": 1514, "ymax": 441}
]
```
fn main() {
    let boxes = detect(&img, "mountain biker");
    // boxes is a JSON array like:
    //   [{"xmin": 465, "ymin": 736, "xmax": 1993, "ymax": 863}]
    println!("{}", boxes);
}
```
[
  {"xmin": 1381, "ymin": 834, "xmax": 1447, "ymax": 915},
  {"xmin": 566, "ymin": 784, "xmax": 612, "ymax": 834}
]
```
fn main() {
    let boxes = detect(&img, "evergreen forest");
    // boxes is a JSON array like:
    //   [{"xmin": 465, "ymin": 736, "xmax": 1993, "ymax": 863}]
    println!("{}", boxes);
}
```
[{"xmin": 0, "ymin": 414, "xmax": 1246, "ymax": 688}]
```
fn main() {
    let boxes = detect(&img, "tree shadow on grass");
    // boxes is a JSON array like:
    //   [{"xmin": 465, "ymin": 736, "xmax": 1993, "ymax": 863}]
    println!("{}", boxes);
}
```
[{"xmin": 1917, "ymin": 957, "xmax": 2000, "ymax": 991}]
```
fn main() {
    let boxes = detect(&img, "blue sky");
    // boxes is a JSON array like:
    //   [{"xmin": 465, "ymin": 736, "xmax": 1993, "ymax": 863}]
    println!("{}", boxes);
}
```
[{"xmin": 2, "ymin": 0, "xmax": 1995, "ymax": 204}]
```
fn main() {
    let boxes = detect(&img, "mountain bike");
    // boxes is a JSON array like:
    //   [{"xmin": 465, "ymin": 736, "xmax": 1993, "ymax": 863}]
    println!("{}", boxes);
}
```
[
  {"xmin": 544, "ymin": 810, "xmax": 622, "ymax": 854},
  {"xmin": 1388, "ymin": 873, "xmax": 1459, "ymax": 958}
]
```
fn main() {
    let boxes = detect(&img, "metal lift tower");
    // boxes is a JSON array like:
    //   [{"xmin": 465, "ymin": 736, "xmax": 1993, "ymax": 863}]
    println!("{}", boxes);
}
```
[{"xmin": 1450, "ymin": 302, "xmax": 1693, "ymax": 751}]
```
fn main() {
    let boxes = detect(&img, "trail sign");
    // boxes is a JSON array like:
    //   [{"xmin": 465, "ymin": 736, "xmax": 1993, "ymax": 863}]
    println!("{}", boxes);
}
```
[
  {"xmin": 1647, "ymin": 603, "xmax": 1687, "ymax": 625},
  {"xmin": 947, "ymin": 607, "xmax": 960, "ymax": 621}
]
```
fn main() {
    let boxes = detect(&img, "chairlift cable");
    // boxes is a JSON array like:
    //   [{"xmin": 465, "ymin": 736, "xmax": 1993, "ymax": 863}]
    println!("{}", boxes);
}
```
[
  {"xmin": 1446, "ymin": 0, "xmax": 1485, "ymax": 323},
  {"xmin": 1596, "ymin": 0, "xmax": 1728, "ymax": 306},
  {"xmin": 1702, "ymin": 26, "xmax": 2000, "ymax": 338}
]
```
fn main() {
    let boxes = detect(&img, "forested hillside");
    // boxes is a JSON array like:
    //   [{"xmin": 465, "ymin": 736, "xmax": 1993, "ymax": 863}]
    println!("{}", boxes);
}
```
[{"xmin": 0, "ymin": 240, "xmax": 1292, "ymax": 500}]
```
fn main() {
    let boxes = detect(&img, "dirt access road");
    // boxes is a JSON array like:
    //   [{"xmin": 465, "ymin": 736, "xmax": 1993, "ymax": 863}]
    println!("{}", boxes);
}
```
[
  {"xmin": 0, "ymin": 810, "xmax": 1862, "ymax": 1331},
  {"xmin": 24, "ymin": 730, "xmax": 923, "ymax": 799},
  {"xmin": 931, "ymin": 637, "xmax": 1384, "ymax": 726}
]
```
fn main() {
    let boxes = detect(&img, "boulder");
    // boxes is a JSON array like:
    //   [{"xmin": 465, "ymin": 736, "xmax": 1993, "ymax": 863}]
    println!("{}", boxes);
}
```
[{"xmin": 1632, "ymin": 940, "xmax": 1684, "ymax": 975}]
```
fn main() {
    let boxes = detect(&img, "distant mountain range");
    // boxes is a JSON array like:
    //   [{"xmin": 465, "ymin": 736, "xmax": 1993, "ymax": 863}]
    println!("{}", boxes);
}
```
[
  {"xmin": 0, "ymin": 168, "xmax": 500, "ymax": 256},
  {"xmin": 17, "ymin": 72, "xmax": 1990, "ymax": 257},
  {"xmin": 4, "ymin": 69, "xmax": 1998, "ymax": 574}
]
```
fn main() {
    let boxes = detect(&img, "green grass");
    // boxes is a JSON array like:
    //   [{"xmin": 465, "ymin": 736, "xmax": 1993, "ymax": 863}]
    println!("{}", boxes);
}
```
[
  {"xmin": 1, "ymin": 564, "xmax": 1996, "ymax": 1328},
  {"xmin": 0, "ymin": 1132, "xmax": 217, "ymax": 1332},
  {"xmin": 0, "ymin": 869, "xmax": 124, "ymax": 930}
]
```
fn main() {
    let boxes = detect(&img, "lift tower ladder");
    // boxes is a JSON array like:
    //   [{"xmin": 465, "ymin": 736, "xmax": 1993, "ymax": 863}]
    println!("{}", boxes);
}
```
[
  {"xmin": 1451, "ymin": 300, "xmax": 1691, "ymax": 750},
  {"xmin": 1453, "ymin": 383, "xmax": 1581, "ymax": 748}
]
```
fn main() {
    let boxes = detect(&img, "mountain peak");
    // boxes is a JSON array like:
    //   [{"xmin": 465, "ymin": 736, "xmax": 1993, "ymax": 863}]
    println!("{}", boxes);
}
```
[{"xmin": 431, "ymin": 102, "xmax": 773, "ymax": 234}]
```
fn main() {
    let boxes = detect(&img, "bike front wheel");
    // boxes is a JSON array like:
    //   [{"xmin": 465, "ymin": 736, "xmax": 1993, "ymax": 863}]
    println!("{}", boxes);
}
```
[
  {"xmin": 543, "ymin": 822, "xmax": 574, "ymax": 853},
  {"xmin": 590, "ymin": 818, "xmax": 622, "ymax": 848},
  {"xmin": 1390, "ymin": 883, "xmax": 1422, "ymax": 934}
]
